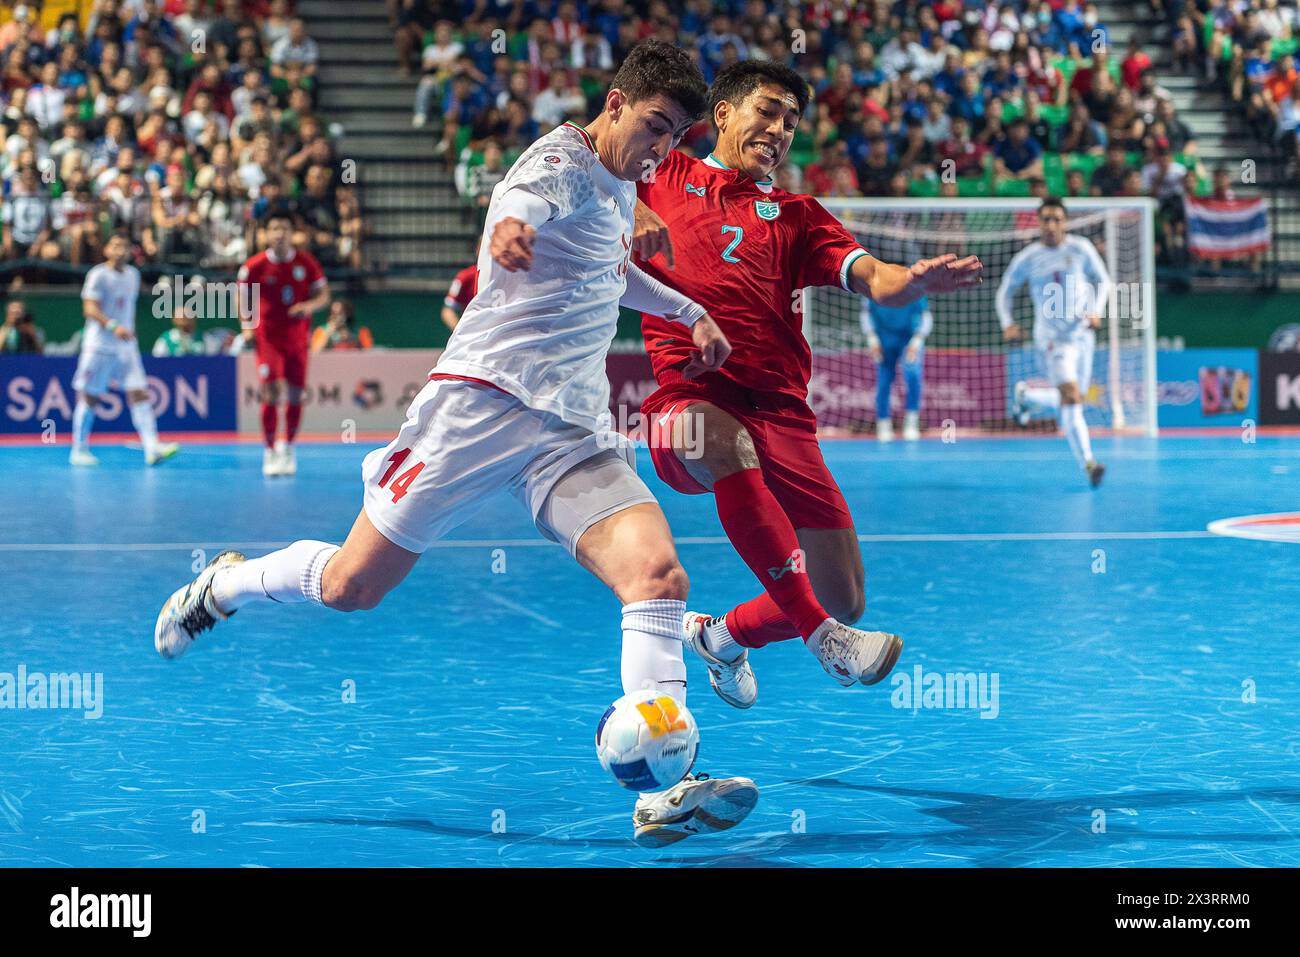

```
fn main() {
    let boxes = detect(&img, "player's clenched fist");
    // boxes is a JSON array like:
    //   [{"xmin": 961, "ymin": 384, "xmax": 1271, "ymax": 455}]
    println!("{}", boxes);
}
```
[
  {"xmin": 681, "ymin": 314, "xmax": 731, "ymax": 380},
  {"xmin": 490, "ymin": 216, "xmax": 537, "ymax": 272},
  {"xmin": 632, "ymin": 200, "xmax": 674, "ymax": 267},
  {"xmin": 907, "ymin": 253, "xmax": 983, "ymax": 294}
]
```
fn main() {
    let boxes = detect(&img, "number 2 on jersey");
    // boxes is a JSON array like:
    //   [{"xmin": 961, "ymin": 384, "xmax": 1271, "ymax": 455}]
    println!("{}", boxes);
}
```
[
  {"xmin": 377, "ymin": 447, "xmax": 425, "ymax": 503},
  {"xmin": 720, "ymin": 225, "xmax": 743, "ymax": 263}
]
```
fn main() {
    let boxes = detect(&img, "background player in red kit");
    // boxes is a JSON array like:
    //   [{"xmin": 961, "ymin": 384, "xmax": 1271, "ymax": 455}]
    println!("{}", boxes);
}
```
[
  {"xmin": 632, "ymin": 61, "xmax": 982, "ymax": 706},
  {"xmin": 239, "ymin": 211, "xmax": 331, "ymax": 476},
  {"xmin": 440, "ymin": 262, "xmax": 478, "ymax": 331}
]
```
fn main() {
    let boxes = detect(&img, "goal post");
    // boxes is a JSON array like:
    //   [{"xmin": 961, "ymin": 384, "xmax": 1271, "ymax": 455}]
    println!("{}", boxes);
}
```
[{"xmin": 804, "ymin": 197, "xmax": 1159, "ymax": 437}]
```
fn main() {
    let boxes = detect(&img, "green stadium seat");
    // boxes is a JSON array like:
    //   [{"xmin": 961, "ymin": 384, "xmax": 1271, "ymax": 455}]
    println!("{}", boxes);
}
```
[
  {"xmin": 994, "ymin": 178, "xmax": 1033, "ymax": 197},
  {"xmin": 956, "ymin": 176, "xmax": 990, "ymax": 197}
]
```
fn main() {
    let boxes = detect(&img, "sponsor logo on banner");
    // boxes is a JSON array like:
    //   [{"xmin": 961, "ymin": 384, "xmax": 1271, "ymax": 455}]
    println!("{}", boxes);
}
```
[
  {"xmin": 0, "ymin": 355, "xmax": 237, "ymax": 433},
  {"xmin": 1198, "ymin": 366, "xmax": 1252, "ymax": 416},
  {"xmin": 236, "ymin": 350, "xmax": 443, "ymax": 433},
  {"xmin": 1208, "ymin": 512, "xmax": 1300, "ymax": 543},
  {"xmin": 1258, "ymin": 352, "xmax": 1300, "ymax": 426},
  {"xmin": 1156, "ymin": 349, "xmax": 1258, "ymax": 427}
]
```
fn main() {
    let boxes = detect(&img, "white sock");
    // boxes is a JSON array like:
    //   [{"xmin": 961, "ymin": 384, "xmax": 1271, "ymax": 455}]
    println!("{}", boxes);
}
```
[
  {"xmin": 702, "ymin": 615, "xmax": 743, "ymax": 662},
  {"xmin": 1060, "ymin": 402, "xmax": 1093, "ymax": 468},
  {"xmin": 621, "ymin": 598, "xmax": 687, "ymax": 705},
  {"xmin": 72, "ymin": 402, "xmax": 95, "ymax": 451},
  {"xmin": 129, "ymin": 399, "xmax": 159, "ymax": 458},
  {"xmin": 212, "ymin": 540, "xmax": 340, "ymax": 612},
  {"xmin": 1024, "ymin": 386, "xmax": 1060, "ymax": 412}
]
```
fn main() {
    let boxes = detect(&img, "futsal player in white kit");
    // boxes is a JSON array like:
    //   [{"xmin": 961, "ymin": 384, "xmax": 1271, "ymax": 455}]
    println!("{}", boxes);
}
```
[
  {"xmin": 997, "ymin": 197, "xmax": 1110, "ymax": 487},
  {"xmin": 71, "ymin": 230, "xmax": 180, "ymax": 467},
  {"xmin": 152, "ymin": 41, "xmax": 758, "ymax": 847}
]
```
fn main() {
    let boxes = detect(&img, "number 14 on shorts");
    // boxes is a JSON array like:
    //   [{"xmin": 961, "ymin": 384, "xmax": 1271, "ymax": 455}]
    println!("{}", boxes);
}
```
[{"xmin": 377, "ymin": 448, "xmax": 424, "ymax": 503}]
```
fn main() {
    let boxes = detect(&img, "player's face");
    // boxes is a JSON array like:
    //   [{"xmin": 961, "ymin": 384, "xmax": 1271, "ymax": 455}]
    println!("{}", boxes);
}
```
[
  {"xmin": 1038, "ymin": 207, "xmax": 1067, "ymax": 246},
  {"xmin": 715, "ymin": 83, "xmax": 801, "ymax": 181},
  {"xmin": 104, "ymin": 236, "xmax": 128, "ymax": 266},
  {"xmin": 265, "ymin": 218, "xmax": 292, "ymax": 251},
  {"xmin": 606, "ymin": 91, "xmax": 692, "ymax": 181}
]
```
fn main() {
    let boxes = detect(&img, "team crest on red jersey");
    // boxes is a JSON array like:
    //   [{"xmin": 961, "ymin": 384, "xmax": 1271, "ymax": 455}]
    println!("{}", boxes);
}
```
[{"xmin": 755, "ymin": 200, "xmax": 781, "ymax": 221}]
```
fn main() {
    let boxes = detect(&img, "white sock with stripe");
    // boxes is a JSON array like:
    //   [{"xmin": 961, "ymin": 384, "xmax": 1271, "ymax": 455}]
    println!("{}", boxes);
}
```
[
  {"xmin": 212, "ymin": 540, "xmax": 340, "ymax": 613},
  {"xmin": 1060, "ymin": 403, "xmax": 1093, "ymax": 468},
  {"xmin": 621, "ymin": 599, "xmax": 687, "ymax": 704},
  {"xmin": 72, "ymin": 401, "xmax": 95, "ymax": 451},
  {"xmin": 129, "ymin": 399, "xmax": 160, "ymax": 458}
]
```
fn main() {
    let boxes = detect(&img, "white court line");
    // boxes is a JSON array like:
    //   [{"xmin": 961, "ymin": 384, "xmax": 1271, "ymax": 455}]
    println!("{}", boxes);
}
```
[{"xmin": 0, "ymin": 530, "xmax": 1219, "ymax": 551}]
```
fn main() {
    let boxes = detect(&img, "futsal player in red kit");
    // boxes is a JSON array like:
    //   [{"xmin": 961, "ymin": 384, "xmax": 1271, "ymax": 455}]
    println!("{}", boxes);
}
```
[
  {"xmin": 239, "ymin": 211, "xmax": 331, "ymax": 476},
  {"xmin": 632, "ymin": 61, "xmax": 983, "ymax": 706}
]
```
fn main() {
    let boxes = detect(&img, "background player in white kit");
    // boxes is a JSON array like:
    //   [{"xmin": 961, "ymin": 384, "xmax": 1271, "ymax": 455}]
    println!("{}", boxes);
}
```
[
  {"xmin": 71, "ymin": 231, "xmax": 179, "ymax": 467},
  {"xmin": 997, "ymin": 197, "xmax": 1110, "ymax": 487},
  {"xmin": 153, "ymin": 42, "xmax": 755, "ymax": 847}
]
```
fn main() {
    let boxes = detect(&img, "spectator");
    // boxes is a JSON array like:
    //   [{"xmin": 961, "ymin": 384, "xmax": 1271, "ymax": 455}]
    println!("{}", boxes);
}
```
[
  {"xmin": 310, "ymin": 299, "xmax": 372, "ymax": 352},
  {"xmin": 1090, "ymin": 143, "xmax": 1132, "ymax": 197},
  {"xmin": 993, "ymin": 118, "xmax": 1044, "ymax": 181},
  {"xmin": 153, "ymin": 304, "xmax": 206, "ymax": 356},
  {"xmin": 1, "ymin": 300, "xmax": 44, "ymax": 353},
  {"xmin": 270, "ymin": 18, "xmax": 320, "ymax": 80}
]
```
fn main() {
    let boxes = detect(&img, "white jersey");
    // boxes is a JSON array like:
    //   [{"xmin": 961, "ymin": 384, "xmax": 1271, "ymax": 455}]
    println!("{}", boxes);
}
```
[
  {"xmin": 435, "ymin": 123, "xmax": 635, "ymax": 433},
  {"xmin": 81, "ymin": 262, "xmax": 142, "ymax": 354},
  {"xmin": 995, "ymin": 234, "xmax": 1110, "ymax": 346}
]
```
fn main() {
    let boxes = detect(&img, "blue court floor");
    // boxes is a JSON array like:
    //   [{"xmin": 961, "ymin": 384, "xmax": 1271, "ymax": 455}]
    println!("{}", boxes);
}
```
[{"xmin": 1, "ymin": 434, "xmax": 1297, "ymax": 867}]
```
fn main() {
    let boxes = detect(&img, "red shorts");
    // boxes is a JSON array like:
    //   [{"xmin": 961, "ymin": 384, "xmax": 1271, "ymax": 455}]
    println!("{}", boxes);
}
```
[
  {"xmin": 256, "ymin": 331, "xmax": 308, "ymax": 389},
  {"xmin": 641, "ymin": 371, "xmax": 853, "ymax": 530}
]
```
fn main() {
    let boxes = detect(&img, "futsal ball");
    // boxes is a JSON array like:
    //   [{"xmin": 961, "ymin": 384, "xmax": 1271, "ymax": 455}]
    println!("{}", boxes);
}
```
[{"xmin": 595, "ymin": 689, "xmax": 699, "ymax": 792}]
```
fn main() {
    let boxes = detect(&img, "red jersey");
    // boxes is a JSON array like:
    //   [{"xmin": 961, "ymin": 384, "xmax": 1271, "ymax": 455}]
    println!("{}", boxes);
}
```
[
  {"xmin": 637, "ymin": 150, "xmax": 867, "ymax": 399},
  {"xmin": 238, "ymin": 247, "xmax": 326, "ymax": 340},
  {"xmin": 444, "ymin": 264, "xmax": 479, "ymax": 314}
]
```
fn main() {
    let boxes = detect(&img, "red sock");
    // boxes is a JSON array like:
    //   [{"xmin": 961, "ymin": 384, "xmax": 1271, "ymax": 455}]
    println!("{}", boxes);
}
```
[
  {"xmin": 726, "ymin": 593, "xmax": 800, "ymax": 648},
  {"xmin": 285, "ymin": 403, "xmax": 302, "ymax": 443},
  {"xmin": 712, "ymin": 468, "xmax": 829, "ymax": 640},
  {"xmin": 260, "ymin": 402, "xmax": 277, "ymax": 447}
]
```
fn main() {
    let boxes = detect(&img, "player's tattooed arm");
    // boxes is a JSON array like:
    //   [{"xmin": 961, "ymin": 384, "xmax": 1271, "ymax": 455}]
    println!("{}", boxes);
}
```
[
  {"xmin": 632, "ymin": 200, "xmax": 674, "ymax": 267},
  {"xmin": 850, "ymin": 253, "xmax": 983, "ymax": 307}
]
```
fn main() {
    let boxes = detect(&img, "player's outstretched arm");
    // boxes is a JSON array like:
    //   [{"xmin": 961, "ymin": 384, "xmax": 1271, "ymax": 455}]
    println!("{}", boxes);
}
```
[{"xmin": 849, "ymin": 253, "xmax": 983, "ymax": 308}]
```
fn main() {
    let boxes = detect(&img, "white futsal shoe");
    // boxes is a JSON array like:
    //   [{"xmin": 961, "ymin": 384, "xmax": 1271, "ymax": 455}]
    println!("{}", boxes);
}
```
[
  {"xmin": 262, "ymin": 445, "xmax": 280, "ymax": 476},
  {"xmin": 876, "ymin": 418, "xmax": 894, "ymax": 443},
  {"xmin": 69, "ymin": 448, "xmax": 99, "ymax": 467},
  {"xmin": 154, "ymin": 550, "xmax": 247, "ymax": 659},
  {"xmin": 807, "ymin": 619, "xmax": 903, "ymax": 687},
  {"xmin": 682, "ymin": 612, "xmax": 756, "ymax": 709},
  {"xmin": 146, "ymin": 442, "xmax": 180, "ymax": 466},
  {"xmin": 277, "ymin": 440, "xmax": 296, "ymax": 476},
  {"xmin": 633, "ymin": 773, "xmax": 759, "ymax": 848},
  {"xmin": 902, "ymin": 411, "xmax": 921, "ymax": 441}
]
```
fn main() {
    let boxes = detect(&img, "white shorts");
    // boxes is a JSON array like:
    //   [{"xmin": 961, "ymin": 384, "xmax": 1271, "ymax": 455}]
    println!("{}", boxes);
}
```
[
  {"xmin": 72, "ymin": 344, "xmax": 148, "ymax": 396},
  {"xmin": 1040, "ymin": 335, "xmax": 1094, "ymax": 390},
  {"xmin": 361, "ymin": 378, "xmax": 658, "ymax": 555}
]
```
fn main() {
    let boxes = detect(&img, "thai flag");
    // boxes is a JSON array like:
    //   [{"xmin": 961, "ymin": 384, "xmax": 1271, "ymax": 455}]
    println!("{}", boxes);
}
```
[{"xmin": 1185, "ymin": 197, "xmax": 1270, "ymax": 259}]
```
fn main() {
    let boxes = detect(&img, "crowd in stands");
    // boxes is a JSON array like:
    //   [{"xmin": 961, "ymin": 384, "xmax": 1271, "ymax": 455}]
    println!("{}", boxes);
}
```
[
  {"xmin": 396, "ymin": 0, "xmax": 1235, "ymax": 257},
  {"xmin": 0, "ymin": 0, "xmax": 365, "ymax": 290}
]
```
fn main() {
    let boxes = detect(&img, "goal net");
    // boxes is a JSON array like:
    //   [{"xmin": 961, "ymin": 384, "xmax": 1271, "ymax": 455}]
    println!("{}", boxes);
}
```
[{"xmin": 804, "ymin": 198, "xmax": 1158, "ymax": 436}]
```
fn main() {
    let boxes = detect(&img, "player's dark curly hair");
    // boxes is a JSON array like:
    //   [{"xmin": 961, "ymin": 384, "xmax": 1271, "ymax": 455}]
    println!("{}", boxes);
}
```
[
  {"xmin": 708, "ymin": 61, "xmax": 812, "ymax": 125},
  {"xmin": 611, "ymin": 39, "xmax": 708, "ymax": 122}
]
